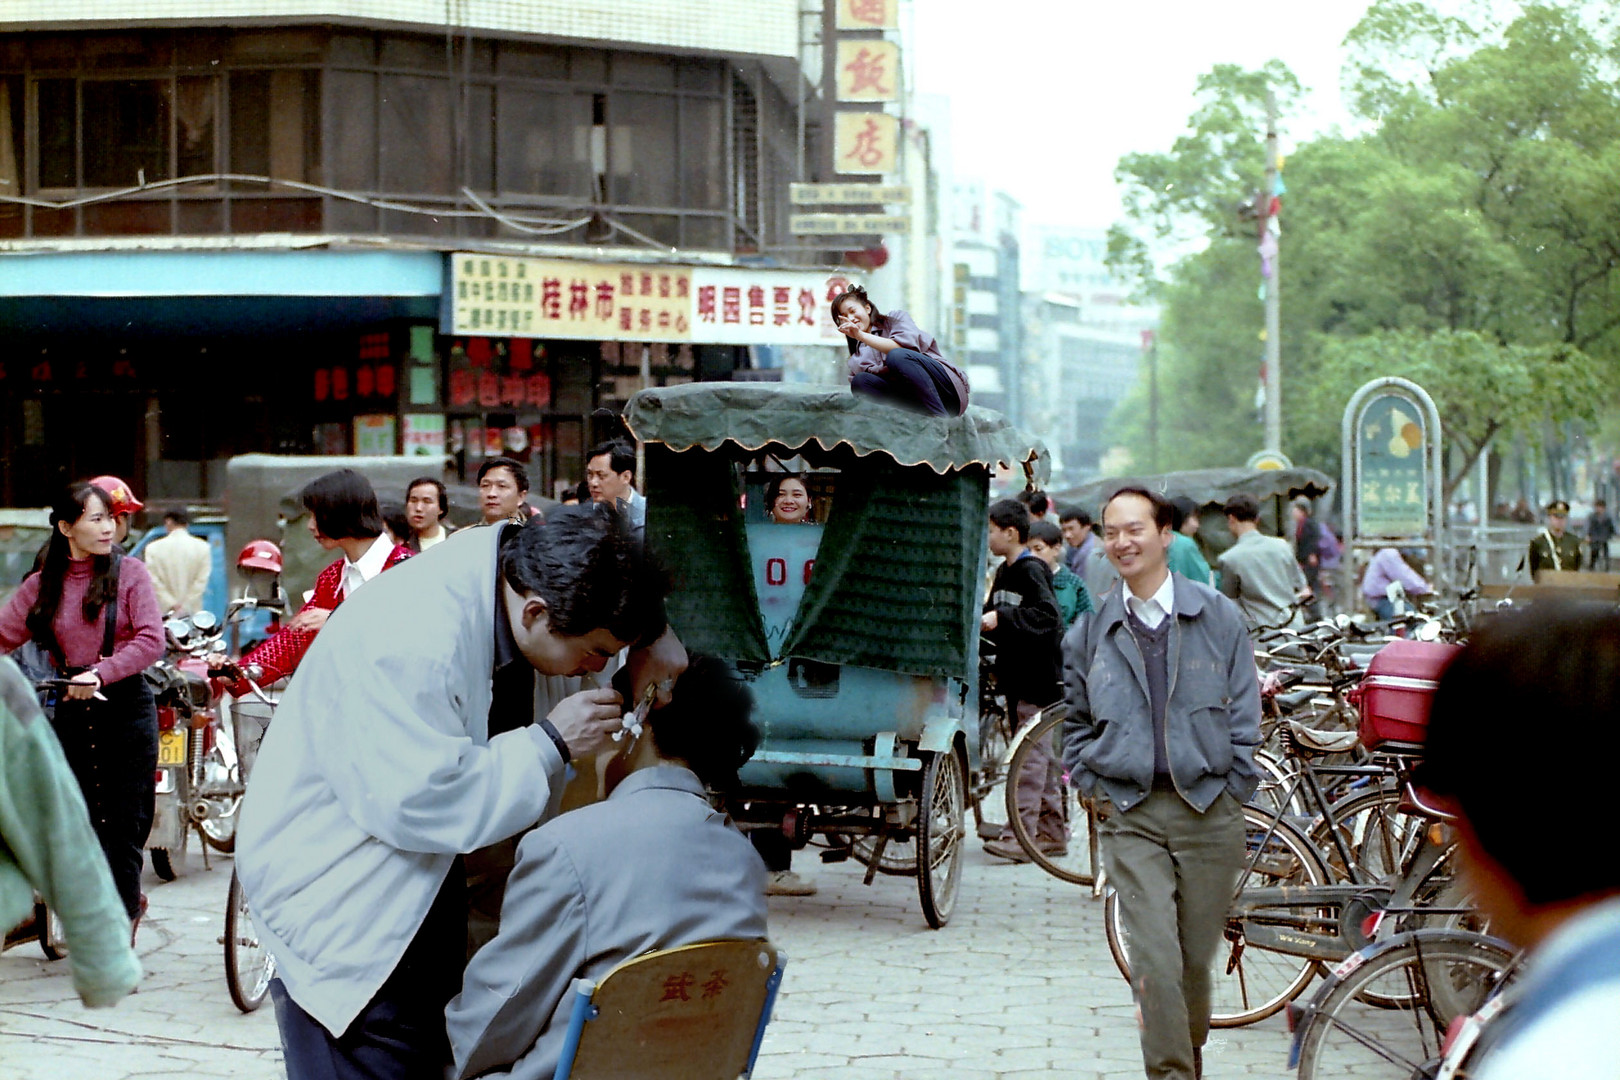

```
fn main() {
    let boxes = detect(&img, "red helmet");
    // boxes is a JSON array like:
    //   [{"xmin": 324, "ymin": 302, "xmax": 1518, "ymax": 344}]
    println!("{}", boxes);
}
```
[
  {"xmin": 88, "ymin": 475, "xmax": 143, "ymax": 517},
  {"xmin": 237, "ymin": 540, "xmax": 283, "ymax": 574}
]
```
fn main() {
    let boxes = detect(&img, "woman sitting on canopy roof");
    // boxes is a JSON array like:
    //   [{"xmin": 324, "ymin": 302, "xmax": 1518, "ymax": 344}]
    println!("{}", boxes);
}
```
[{"xmin": 833, "ymin": 284, "xmax": 970, "ymax": 419}]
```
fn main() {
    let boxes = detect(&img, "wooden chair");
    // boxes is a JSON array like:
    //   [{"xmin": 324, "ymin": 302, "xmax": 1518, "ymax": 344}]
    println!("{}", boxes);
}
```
[{"xmin": 551, "ymin": 939, "xmax": 784, "ymax": 1080}]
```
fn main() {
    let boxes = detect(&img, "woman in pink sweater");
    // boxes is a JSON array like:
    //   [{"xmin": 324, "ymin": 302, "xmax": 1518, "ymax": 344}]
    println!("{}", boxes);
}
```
[
  {"xmin": 833, "ymin": 283, "xmax": 970, "ymax": 417},
  {"xmin": 0, "ymin": 482, "xmax": 165, "ymax": 928}
]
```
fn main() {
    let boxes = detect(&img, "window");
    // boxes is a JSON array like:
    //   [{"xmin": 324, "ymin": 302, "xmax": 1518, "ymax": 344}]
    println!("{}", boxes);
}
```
[
  {"xmin": 495, "ymin": 85, "xmax": 592, "ymax": 198},
  {"xmin": 379, "ymin": 74, "xmax": 452, "ymax": 194},
  {"xmin": 37, "ymin": 79, "xmax": 76, "ymax": 189},
  {"xmin": 229, "ymin": 71, "xmax": 319, "ymax": 183},
  {"xmin": 82, "ymin": 80, "xmax": 170, "ymax": 187},
  {"xmin": 609, "ymin": 92, "xmax": 675, "ymax": 206}
]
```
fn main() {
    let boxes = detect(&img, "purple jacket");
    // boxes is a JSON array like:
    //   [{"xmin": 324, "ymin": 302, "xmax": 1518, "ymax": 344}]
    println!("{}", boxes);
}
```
[
  {"xmin": 1361, "ymin": 547, "xmax": 1431, "ymax": 601},
  {"xmin": 846, "ymin": 309, "xmax": 970, "ymax": 415}
]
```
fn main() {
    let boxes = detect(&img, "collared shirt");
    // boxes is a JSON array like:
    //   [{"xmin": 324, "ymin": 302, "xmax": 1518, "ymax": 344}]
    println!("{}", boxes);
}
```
[
  {"xmin": 620, "ymin": 488, "xmax": 647, "ymax": 531},
  {"xmin": 414, "ymin": 523, "xmax": 451, "ymax": 552},
  {"xmin": 1125, "ymin": 570, "xmax": 1175, "ymax": 630},
  {"xmin": 342, "ymin": 533, "xmax": 394, "ymax": 600}
]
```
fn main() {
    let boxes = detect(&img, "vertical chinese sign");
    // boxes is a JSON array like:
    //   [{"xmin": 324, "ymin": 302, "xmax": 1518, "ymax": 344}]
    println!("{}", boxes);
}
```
[
  {"xmin": 829, "ymin": 0, "xmax": 901, "ymax": 180},
  {"xmin": 1355, "ymin": 392, "xmax": 1429, "ymax": 537}
]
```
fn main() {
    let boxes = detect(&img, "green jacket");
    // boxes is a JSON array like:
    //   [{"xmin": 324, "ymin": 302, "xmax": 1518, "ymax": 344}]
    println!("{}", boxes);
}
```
[
  {"xmin": 1168, "ymin": 531, "xmax": 1213, "ymax": 586},
  {"xmin": 0, "ymin": 656, "xmax": 140, "ymax": 1006},
  {"xmin": 1051, "ymin": 564, "xmax": 1094, "ymax": 627}
]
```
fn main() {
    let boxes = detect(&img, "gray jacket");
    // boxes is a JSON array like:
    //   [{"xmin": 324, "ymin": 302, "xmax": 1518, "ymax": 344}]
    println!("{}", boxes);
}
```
[
  {"xmin": 1217, "ymin": 529, "xmax": 1306, "ymax": 630},
  {"xmin": 1060, "ymin": 573, "xmax": 1261, "ymax": 813},
  {"xmin": 446, "ymin": 766, "xmax": 767, "ymax": 1080}
]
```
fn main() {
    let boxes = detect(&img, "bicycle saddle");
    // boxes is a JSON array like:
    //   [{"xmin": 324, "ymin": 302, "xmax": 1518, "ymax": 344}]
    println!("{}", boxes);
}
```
[{"xmin": 1287, "ymin": 719, "xmax": 1361, "ymax": 754}]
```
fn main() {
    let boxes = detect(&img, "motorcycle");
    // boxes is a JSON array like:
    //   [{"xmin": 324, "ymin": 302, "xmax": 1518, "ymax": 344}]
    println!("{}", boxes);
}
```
[{"xmin": 144, "ymin": 611, "xmax": 242, "ymax": 880}]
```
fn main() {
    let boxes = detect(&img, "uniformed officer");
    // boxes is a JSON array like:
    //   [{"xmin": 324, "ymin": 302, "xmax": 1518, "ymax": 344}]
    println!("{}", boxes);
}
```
[{"xmin": 1525, "ymin": 499, "xmax": 1583, "ymax": 580}]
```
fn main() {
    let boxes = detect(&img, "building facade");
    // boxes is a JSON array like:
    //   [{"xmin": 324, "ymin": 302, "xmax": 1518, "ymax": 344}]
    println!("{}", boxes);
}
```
[{"xmin": 0, "ymin": 2, "xmax": 849, "ymax": 506}]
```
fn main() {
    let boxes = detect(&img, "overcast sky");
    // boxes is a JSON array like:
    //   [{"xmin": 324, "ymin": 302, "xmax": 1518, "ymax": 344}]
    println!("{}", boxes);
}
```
[{"xmin": 910, "ymin": 0, "xmax": 1378, "ymax": 231}]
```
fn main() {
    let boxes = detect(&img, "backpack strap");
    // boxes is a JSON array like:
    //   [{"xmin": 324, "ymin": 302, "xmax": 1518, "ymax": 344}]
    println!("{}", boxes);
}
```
[{"xmin": 100, "ymin": 553, "xmax": 122, "ymax": 661}]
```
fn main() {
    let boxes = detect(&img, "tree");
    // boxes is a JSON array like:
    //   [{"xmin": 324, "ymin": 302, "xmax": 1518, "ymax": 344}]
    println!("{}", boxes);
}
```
[{"xmin": 1102, "ymin": 1, "xmax": 1620, "ymax": 489}]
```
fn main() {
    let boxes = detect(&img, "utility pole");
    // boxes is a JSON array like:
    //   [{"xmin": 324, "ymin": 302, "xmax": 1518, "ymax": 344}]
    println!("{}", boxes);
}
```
[
  {"xmin": 1262, "ymin": 90, "xmax": 1282, "ymax": 454},
  {"xmin": 1145, "ymin": 330, "xmax": 1159, "ymax": 472}
]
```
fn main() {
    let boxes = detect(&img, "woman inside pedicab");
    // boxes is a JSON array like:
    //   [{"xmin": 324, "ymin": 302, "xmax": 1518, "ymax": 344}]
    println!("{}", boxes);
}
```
[
  {"xmin": 765, "ymin": 474, "xmax": 814, "ymax": 525},
  {"xmin": 833, "ymin": 284, "xmax": 971, "ymax": 418}
]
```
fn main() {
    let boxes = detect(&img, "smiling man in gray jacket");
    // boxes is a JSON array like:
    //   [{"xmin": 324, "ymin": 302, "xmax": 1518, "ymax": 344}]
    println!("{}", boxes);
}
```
[{"xmin": 1061, "ymin": 485, "xmax": 1260, "ymax": 1080}]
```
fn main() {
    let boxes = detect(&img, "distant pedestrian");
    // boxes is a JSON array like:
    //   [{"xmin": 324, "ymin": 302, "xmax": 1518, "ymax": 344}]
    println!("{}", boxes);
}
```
[
  {"xmin": 1027, "ymin": 520, "xmax": 1093, "ymax": 626},
  {"xmin": 1059, "ymin": 505, "xmax": 1098, "ymax": 579},
  {"xmin": 142, "ymin": 508, "xmax": 211, "ymax": 616},
  {"xmin": 981, "ymin": 499, "xmax": 1065, "ymax": 863},
  {"xmin": 1290, "ymin": 497, "xmax": 1322, "ymax": 593},
  {"xmin": 1217, "ymin": 493, "xmax": 1310, "ymax": 630},
  {"xmin": 585, "ymin": 440, "xmax": 645, "ymax": 535},
  {"xmin": 478, "ymin": 458, "xmax": 536, "ymax": 527},
  {"xmin": 1587, "ymin": 499, "xmax": 1613, "ymax": 573},
  {"xmin": 1525, "ymin": 499, "xmax": 1583, "ymax": 580},
  {"xmin": 1061, "ymin": 485, "xmax": 1259, "ymax": 1080},
  {"xmin": 833, "ymin": 284, "xmax": 970, "ymax": 417},
  {"xmin": 1166, "ymin": 497, "xmax": 1212, "ymax": 587},
  {"xmin": 1018, "ymin": 488, "xmax": 1057, "ymax": 525},
  {"xmin": 1361, "ymin": 547, "xmax": 1431, "ymax": 620},
  {"xmin": 404, "ymin": 477, "xmax": 454, "ymax": 553}
]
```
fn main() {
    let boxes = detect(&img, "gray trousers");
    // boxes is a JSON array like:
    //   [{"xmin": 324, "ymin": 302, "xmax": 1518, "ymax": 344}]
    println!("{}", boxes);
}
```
[{"xmin": 1100, "ymin": 786, "xmax": 1245, "ymax": 1080}]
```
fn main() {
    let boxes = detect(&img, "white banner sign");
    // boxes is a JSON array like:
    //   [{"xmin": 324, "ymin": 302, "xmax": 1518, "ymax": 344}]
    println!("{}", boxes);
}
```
[{"xmin": 688, "ymin": 267, "xmax": 852, "ymax": 346}]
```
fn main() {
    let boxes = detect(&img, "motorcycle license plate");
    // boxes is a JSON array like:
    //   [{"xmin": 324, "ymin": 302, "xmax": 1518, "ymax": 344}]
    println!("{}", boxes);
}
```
[{"xmin": 157, "ymin": 730, "xmax": 187, "ymax": 767}]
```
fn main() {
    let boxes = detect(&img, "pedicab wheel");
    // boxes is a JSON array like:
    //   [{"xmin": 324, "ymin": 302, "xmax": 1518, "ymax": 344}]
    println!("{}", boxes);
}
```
[
  {"xmin": 36, "ymin": 902, "xmax": 66, "ymax": 961},
  {"xmin": 916, "ymin": 745, "xmax": 967, "ymax": 929},
  {"xmin": 151, "ymin": 848, "xmax": 177, "ymax": 882},
  {"xmin": 225, "ymin": 869, "xmax": 275, "ymax": 1013},
  {"xmin": 1003, "ymin": 705, "xmax": 1099, "ymax": 887}
]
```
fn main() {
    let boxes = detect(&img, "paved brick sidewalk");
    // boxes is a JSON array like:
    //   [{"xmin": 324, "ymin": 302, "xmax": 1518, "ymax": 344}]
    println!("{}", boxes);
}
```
[{"xmin": 1, "ymin": 843, "xmax": 1311, "ymax": 1079}]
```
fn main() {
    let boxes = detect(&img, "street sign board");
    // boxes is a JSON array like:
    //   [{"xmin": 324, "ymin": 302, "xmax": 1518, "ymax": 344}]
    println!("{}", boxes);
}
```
[
  {"xmin": 790, "ymin": 183, "xmax": 911, "ymax": 206},
  {"xmin": 790, "ymin": 212, "xmax": 910, "ymax": 236},
  {"xmin": 1354, "ymin": 392, "xmax": 1430, "ymax": 537}
]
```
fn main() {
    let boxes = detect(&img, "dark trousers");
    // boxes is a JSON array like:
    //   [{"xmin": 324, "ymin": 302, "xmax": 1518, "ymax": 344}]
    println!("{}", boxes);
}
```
[
  {"xmin": 272, "ymin": 867, "xmax": 467, "ymax": 1080},
  {"xmin": 751, "ymin": 827, "xmax": 792, "ymax": 873},
  {"xmin": 1007, "ymin": 700, "xmax": 1065, "ymax": 843},
  {"xmin": 1100, "ymin": 786, "xmax": 1245, "ymax": 1080},
  {"xmin": 850, "ymin": 348, "xmax": 962, "ymax": 417},
  {"xmin": 51, "ymin": 677, "xmax": 157, "ymax": 919}
]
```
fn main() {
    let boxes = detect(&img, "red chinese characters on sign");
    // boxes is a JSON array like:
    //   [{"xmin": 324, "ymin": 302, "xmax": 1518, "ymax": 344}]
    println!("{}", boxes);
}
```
[
  {"xmin": 702, "ymin": 970, "xmax": 728, "ymax": 1000},
  {"xmin": 449, "ymin": 369, "xmax": 475, "ymax": 406},
  {"xmin": 568, "ymin": 280, "xmax": 590, "ymax": 320},
  {"xmin": 843, "ymin": 47, "xmax": 892, "ymax": 96},
  {"xmin": 540, "ymin": 278, "xmax": 562, "ymax": 320},
  {"xmin": 697, "ymin": 285, "xmax": 717, "ymax": 323},
  {"xmin": 595, "ymin": 281, "xmax": 616, "ymax": 320},
  {"xmin": 355, "ymin": 366, "xmax": 375, "ymax": 397},
  {"xmin": 331, "ymin": 367, "xmax": 350, "ymax": 401},
  {"xmin": 747, "ymin": 285, "xmax": 767, "ymax": 326},
  {"xmin": 314, "ymin": 369, "xmax": 330, "ymax": 402},
  {"xmin": 375, "ymin": 365, "xmax": 396, "ymax": 398},
  {"xmin": 845, "ymin": 117, "xmax": 887, "ymax": 168},
  {"xmin": 722, "ymin": 287, "xmax": 742, "ymax": 324},
  {"xmin": 660, "ymin": 973, "xmax": 694, "ymax": 1003},
  {"xmin": 799, "ymin": 288, "xmax": 818, "ymax": 325},
  {"xmin": 773, "ymin": 286, "xmax": 792, "ymax": 326}
]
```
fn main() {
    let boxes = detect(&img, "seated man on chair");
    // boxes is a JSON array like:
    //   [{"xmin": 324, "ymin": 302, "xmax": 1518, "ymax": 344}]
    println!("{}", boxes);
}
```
[{"xmin": 446, "ymin": 655, "xmax": 767, "ymax": 1080}]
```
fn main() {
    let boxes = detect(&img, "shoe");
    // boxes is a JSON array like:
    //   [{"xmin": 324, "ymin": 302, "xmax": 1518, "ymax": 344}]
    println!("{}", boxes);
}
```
[
  {"xmin": 1036, "ymin": 837, "xmax": 1069, "ymax": 856},
  {"xmin": 131, "ymin": 893, "xmax": 148, "ymax": 946},
  {"xmin": 765, "ymin": 870, "xmax": 818, "ymax": 897},
  {"xmin": 976, "ymin": 819, "xmax": 1004, "ymax": 841},
  {"xmin": 982, "ymin": 838, "xmax": 1031, "ymax": 863}
]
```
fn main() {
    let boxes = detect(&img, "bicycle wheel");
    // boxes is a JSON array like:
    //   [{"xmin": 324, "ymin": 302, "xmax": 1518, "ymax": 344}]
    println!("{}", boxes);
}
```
[
  {"xmin": 1105, "ymin": 805, "xmax": 1329, "ymax": 1027},
  {"xmin": 1292, "ymin": 931, "xmax": 1516, "ymax": 1080},
  {"xmin": 916, "ymin": 746, "xmax": 966, "ymax": 929},
  {"xmin": 971, "ymin": 700, "xmax": 1014, "ymax": 841},
  {"xmin": 1311, "ymin": 783, "xmax": 1419, "ymax": 884},
  {"xmin": 224, "ymin": 869, "xmax": 276, "ymax": 1013},
  {"xmin": 1002, "ymin": 705, "xmax": 1097, "ymax": 886}
]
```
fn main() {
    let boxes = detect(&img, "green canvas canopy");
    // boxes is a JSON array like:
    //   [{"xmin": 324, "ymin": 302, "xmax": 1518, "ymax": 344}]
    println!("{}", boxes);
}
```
[{"xmin": 623, "ymin": 383, "xmax": 1049, "ymax": 483}]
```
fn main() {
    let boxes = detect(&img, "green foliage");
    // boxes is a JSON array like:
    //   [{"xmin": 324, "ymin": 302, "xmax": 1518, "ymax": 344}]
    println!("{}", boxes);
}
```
[{"xmin": 1105, "ymin": 0, "xmax": 1620, "ymax": 486}]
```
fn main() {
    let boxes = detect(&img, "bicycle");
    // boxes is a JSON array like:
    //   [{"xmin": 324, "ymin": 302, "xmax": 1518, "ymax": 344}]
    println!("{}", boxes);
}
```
[
  {"xmin": 1000, "ymin": 703, "xmax": 1099, "ymax": 889},
  {"xmin": 1287, "ymin": 928, "xmax": 1520, "ymax": 1079},
  {"xmin": 211, "ymin": 660, "xmax": 279, "ymax": 1014}
]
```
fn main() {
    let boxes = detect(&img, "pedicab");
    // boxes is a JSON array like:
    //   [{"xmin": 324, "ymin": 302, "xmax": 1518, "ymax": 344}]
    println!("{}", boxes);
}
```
[{"xmin": 624, "ymin": 383, "xmax": 1048, "ymax": 928}]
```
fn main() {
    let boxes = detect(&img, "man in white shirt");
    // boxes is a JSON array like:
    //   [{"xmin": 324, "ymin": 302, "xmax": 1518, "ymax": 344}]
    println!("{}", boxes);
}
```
[
  {"xmin": 142, "ymin": 509, "xmax": 211, "ymax": 615},
  {"xmin": 404, "ymin": 476, "xmax": 454, "ymax": 552},
  {"xmin": 585, "ymin": 440, "xmax": 645, "ymax": 534},
  {"xmin": 1415, "ymin": 605, "xmax": 1620, "ymax": 1080},
  {"xmin": 237, "ymin": 505, "xmax": 687, "ymax": 1080}
]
